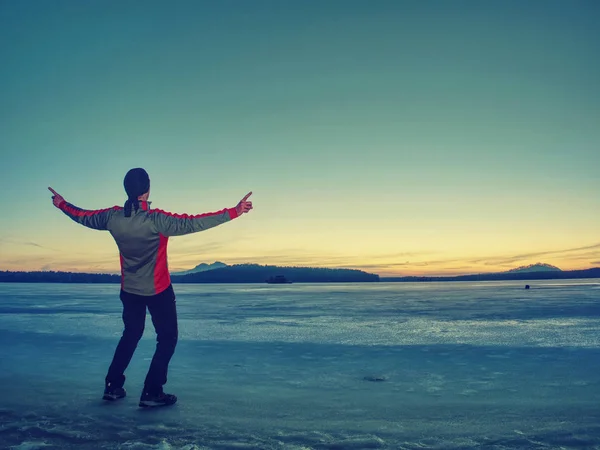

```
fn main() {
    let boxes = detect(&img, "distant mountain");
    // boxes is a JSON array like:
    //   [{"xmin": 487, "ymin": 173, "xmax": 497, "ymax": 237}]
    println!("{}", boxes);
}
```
[
  {"xmin": 171, "ymin": 261, "xmax": 227, "ymax": 276},
  {"xmin": 505, "ymin": 263, "xmax": 562, "ymax": 273}
]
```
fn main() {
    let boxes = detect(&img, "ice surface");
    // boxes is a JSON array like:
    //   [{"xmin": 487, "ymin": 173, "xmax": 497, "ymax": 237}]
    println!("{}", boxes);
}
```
[{"xmin": 1, "ymin": 280, "xmax": 599, "ymax": 449}]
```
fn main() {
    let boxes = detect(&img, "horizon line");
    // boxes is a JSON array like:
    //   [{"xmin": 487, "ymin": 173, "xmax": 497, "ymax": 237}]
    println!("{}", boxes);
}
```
[{"xmin": 2, "ymin": 263, "xmax": 599, "ymax": 279}]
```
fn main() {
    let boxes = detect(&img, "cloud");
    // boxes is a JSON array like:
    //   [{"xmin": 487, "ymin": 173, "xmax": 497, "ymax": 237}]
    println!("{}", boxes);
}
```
[
  {"xmin": 381, "ymin": 243, "xmax": 600, "ymax": 275},
  {"xmin": 5, "ymin": 235, "xmax": 599, "ymax": 276},
  {"xmin": 215, "ymin": 255, "xmax": 328, "ymax": 266},
  {"xmin": 0, "ymin": 256, "xmax": 54, "ymax": 270},
  {"xmin": 471, "ymin": 243, "xmax": 600, "ymax": 266},
  {"xmin": 0, "ymin": 238, "xmax": 57, "ymax": 251},
  {"xmin": 167, "ymin": 246, "xmax": 473, "ymax": 275},
  {"xmin": 330, "ymin": 258, "xmax": 482, "ymax": 275},
  {"xmin": 213, "ymin": 249, "xmax": 437, "ymax": 265},
  {"xmin": 313, "ymin": 242, "xmax": 600, "ymax": 276},
  {"xmin": 24, "ymin": 241, "xmax": 51, "ymax": 249},
  {"xmin": 333, "ymin": 262, "xmax": 411, "ymax": 269},
  {"xmin": 0, "ymin": 252, "xmax": 120, "ymax": 272},
  {"xmin": 169, "ymin": 239, "xmax": 245, "ymax": 258}
]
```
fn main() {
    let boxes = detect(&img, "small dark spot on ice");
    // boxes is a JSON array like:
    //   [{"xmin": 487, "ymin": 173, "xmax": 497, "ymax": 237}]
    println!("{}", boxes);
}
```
[{"xmin": 364, "ymin": 375, "xmax": 388, "ymax": 382}]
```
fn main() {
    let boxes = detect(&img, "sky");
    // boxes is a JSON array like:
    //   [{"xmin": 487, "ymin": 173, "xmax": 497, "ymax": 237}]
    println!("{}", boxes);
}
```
[{"xmin": 1, "ymin": 0, "xmax": 599, "ymax": 277}]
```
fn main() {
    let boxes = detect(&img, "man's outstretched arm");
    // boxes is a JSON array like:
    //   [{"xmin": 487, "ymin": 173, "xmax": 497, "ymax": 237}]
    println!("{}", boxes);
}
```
[
  {"xmin": 48, "ymin": 187, "xmax": 118, "ymax": 231},
  {"xmin": 150, "ymin": 191, "xmax": 253, "ymax": 237}
]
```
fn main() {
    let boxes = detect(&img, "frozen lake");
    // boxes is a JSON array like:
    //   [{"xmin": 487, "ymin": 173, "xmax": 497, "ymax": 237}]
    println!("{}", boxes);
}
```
[{"xmin": 1, "ymin": 280, "xmax": 599, "ymax": 449}]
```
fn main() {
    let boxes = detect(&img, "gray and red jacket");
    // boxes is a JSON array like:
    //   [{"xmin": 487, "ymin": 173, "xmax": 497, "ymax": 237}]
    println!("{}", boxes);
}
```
[{"xmin": 58, "ymin": 200, "xmax": 238, "ymax": 296}]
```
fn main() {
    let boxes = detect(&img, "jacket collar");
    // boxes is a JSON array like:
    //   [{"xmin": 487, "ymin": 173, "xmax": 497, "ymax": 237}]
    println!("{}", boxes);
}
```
[{"xmin": 129, "ymin": 200, "xmax": 151, "ymax": 212}]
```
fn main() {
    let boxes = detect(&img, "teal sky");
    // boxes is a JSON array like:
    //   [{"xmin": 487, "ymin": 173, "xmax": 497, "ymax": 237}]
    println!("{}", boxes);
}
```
[{"xmin": 1, "ymin": 0, "xmax": 599, "ymax": 276}]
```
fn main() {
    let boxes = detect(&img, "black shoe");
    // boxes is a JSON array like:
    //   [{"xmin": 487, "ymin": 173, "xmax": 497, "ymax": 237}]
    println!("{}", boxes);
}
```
[
  {"xmin": 103, "ymin": 383, "xmax": 126, "ymax": 401},
  {"xmin": 139, "ymin": 391, "xmax": 177, "ymax": 408}
]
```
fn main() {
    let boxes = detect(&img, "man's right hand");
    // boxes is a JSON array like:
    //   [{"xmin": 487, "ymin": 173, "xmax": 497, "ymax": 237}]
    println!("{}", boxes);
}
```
[{"xmin": 48, "ymin": 187, "xmax": 65, "ymax": 208}]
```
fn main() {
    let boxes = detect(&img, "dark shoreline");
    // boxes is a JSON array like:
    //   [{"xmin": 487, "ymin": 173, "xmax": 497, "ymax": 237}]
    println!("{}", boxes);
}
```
[
  {"xmin": 0, "ymin": 267, "xmax": 598, "ymax": 284},
  {"xmin": 382, "ymin": 267, "xmax": 600, "ymax": 282},
  {"xmin": 0, "ymin": 264, "xmax": 379, "ymax": 284}
]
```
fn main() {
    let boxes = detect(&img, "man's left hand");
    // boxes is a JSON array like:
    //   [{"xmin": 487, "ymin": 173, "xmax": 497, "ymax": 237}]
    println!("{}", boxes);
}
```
[{"xmin": 235, "ymin": 192, "xmax": 253, "ymax": 216}]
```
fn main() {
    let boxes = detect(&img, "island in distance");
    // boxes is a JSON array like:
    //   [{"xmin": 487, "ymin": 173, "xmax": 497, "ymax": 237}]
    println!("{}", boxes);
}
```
[
  {"xmin": 381, "ymin": 263, "xmax": 599, "ymax": 282},
  {"xmin": 0, "ymin": 262, "xmax": 598, "ymax": 284}
]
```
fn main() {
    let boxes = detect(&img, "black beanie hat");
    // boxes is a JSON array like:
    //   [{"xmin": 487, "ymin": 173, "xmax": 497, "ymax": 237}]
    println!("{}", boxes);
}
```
[{"xmin": 123, "ymin": 168, "xmax": 150, "ymax": 217}]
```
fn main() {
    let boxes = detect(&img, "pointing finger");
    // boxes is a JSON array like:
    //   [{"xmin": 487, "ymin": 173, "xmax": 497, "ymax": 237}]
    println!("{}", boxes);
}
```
[
  {"xmin": 242, "ymin": 191, "xmax": 252, "ymax": 202},
  {"xmin": 48, "ymin": 187, "xmax": 59, "ymax": 196}
]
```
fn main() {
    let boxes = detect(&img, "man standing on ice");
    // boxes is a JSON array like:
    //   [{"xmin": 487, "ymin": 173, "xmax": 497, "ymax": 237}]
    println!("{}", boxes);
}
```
[{"xmin": 48, "ymin": 168, "xmax": 253, "ymax": 408}]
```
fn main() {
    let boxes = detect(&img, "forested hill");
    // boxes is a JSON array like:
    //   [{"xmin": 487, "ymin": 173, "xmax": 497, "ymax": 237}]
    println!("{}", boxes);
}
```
[
  {"xmin": 174, "ymin": 264, "xmax": 379, "ymax": 283},
  {"xmin": 0, "ymin": 264, "xmax": 379, "ymax": 284}
]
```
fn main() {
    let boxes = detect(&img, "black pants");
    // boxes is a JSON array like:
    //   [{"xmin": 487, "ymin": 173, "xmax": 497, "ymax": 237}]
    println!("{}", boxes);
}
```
[{"xmin": 105, "ymin": 284, "xmax": 178, "ymax": 395}]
